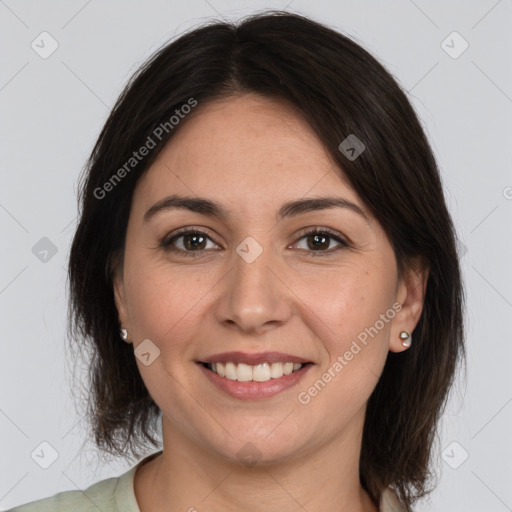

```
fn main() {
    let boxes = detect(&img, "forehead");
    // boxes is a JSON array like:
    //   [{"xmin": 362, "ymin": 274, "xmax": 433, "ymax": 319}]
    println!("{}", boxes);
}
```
[{"xmin": 134, "ymin": 94, "xmax": 362, "ymax": 213}]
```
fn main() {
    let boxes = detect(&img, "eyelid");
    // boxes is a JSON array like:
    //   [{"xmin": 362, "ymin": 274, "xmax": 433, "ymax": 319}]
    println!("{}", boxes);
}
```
[
  {"xmin": 292, "ymin": 226, "xmax": 349, "ymax": 244},
  {"xmin": 161, "ymin": 227, "xmax": 222, "ymax": 251},
  {"xmin": 289, "ymin": 226, "xmax": 350, "ymax": 255}
]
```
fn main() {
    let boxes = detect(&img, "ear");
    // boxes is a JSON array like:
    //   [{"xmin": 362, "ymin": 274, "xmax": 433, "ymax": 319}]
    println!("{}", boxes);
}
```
[
  {"xmin": 389, "ymin": 257, "xmax": 430, "ymax": 353},
  {"xmin": 112, "ymin": 260, "xmax": 131, "ymax": 343}
]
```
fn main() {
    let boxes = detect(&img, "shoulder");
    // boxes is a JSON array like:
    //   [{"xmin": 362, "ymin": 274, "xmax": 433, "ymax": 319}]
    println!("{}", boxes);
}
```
[
  {"xmin": 7, "ymin": 451, "xmax": 161, "ymax": 512},
  {"xmin": 5, "ymin": 473, "xmax": 124, "ymax": 512}
]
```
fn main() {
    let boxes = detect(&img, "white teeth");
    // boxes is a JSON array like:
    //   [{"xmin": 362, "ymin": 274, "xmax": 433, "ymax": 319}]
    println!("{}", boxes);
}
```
[
  {"xmin": 225, "ymin": 362, "xmax": 237, "ymax": 380},
  {"xmin": 236, "ymin": 363, "xmax": 253, "ymax": 382},
  {"xmin": 283, "ymin": 362, "xmax": 294, "ymax": 375},
  {"xmin": 208, "ymin": 361, "xmax": 304, "ymax": 381},
  {"xmin": 216, "ymin": 362, "xmax": 226, "ymax": 377},
  {"xmin": 252, "ymin": 363, "xmax": 271, "ymax": 382},
  {"xmin": 269, "ymin": 362, "xmax": 284, "ymax": 379}
]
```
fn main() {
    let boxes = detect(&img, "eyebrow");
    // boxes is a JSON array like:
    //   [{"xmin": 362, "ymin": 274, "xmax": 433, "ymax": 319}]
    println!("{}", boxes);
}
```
[{"xmin": 143, "ymin": 194, "xmax": 369, "ymax": 224}]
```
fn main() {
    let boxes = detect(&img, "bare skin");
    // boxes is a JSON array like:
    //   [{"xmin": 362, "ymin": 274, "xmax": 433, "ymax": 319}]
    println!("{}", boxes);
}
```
[{"xmin": 113, "ymin": 93, "xmax": 429, "ymax": 512}]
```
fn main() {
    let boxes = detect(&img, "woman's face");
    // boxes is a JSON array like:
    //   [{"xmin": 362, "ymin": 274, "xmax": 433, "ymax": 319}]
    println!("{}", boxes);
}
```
[{"xmin": 113, "ymin": 93, "xmax": 426, "ymax": 465}]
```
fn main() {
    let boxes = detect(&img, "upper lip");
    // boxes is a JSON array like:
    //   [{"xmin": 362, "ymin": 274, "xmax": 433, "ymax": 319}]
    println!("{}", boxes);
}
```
[{"xmin": 198, "ymin": 351, "xmax": 311, "ymax": 365}]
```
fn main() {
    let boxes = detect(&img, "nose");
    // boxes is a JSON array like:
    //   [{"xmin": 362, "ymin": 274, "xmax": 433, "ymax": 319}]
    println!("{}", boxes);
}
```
[{"xmin": 214, "ymin": 240, "xmax": 293, "ymax": 335}]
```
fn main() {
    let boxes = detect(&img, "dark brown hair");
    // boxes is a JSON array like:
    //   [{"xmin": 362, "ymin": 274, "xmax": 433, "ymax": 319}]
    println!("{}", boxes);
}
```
[{"xmin": 68, "ymin": 10, "xmax": 465, "ymax": 510}]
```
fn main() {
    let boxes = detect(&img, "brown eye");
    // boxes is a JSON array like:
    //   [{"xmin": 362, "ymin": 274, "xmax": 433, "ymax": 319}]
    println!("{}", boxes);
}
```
[
  {"xmin": 161, "ymin": 229, "xmax": 220, "ymax": 257},
  {"xmin": 293, "ymin": 228, "xmax": 349, "ymax": 256},
  {"xmin": 181, "ymin": 232, "xmax": 207, "ymax": 250},
  {"xmin": 306, "ymin": 233, "xmax": 331, "ymax": 250}
]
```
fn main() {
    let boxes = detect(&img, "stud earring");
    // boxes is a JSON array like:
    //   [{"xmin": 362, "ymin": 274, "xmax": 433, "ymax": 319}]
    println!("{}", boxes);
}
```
[
  {"xmin": 120, "ymin": 327, "xmax": 128, "ymax": 341},
  {"xmin": 399, "ymin": 331, "xmax": 411, "ymax": 348}
]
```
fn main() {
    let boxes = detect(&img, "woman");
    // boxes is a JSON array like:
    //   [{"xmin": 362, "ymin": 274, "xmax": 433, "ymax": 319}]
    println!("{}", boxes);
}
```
[{"xmin": 8, "ymin": 10, "xmax": 465, "ymax": 512}]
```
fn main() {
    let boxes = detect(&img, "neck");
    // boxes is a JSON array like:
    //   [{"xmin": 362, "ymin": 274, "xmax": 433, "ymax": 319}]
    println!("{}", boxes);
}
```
[{"xmin": 134, "ymin": 414, "xmax": 379, "ymax": 512}]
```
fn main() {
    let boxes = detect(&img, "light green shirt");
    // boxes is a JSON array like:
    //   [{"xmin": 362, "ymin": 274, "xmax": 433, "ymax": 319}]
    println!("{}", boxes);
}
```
[{"xmin": 6, "ymin": 451, "xmax": 406, "ymax": 511}]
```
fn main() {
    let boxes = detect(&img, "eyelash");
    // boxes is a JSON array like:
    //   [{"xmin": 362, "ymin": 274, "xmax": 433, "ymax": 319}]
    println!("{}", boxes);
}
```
[{"xmin": 159, "ymin": 227, "xmax": 349, "ymax": 258}]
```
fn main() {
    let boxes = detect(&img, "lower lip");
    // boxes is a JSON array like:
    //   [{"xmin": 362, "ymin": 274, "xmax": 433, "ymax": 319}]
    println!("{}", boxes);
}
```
[{"xmin": 197, "ymin": 363, "xmax": 313, "ymax": 400}]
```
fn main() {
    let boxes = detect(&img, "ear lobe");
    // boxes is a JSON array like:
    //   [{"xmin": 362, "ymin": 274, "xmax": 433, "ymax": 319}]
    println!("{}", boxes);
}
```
[
  {"xmin": 389, "ymin": 259, "xmax": 430, "ymax": 353},
  {"xmin": 112, "ymin": 268, "xmax": 129, "ymax": 326}
]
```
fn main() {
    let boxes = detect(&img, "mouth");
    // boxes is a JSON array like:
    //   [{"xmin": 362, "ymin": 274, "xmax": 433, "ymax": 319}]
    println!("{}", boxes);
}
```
[
  {"xmin": 198, "ymin": 360, "xmax": 313, "ymax": 383},
  {"xmin": 195, "ymin": 351, "xmax": 314, "ymax": 399}
]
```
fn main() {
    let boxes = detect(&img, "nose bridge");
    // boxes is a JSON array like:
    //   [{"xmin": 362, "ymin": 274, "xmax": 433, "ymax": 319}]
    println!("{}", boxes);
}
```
[{"xmin": 215, "ymin": 235, "xmax": 291, "ymax": 332}]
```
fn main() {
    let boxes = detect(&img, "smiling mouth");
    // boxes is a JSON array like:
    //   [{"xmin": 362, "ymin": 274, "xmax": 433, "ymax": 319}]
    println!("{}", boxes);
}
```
[{"xmin": 199, "ymin": 361, "xmax": 312, "ymax": 382}]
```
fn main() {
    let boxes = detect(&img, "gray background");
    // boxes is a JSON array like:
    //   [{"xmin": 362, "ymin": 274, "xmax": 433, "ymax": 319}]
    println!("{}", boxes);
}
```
[{"xmin": 1, "ymin": 0, "xmax": 511, "ymax": 510}]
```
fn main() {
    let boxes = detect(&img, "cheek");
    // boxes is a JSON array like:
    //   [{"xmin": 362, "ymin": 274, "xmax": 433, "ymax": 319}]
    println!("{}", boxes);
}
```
[
  {"xmin": 296, "ymin": 263, "xmax": 396, "ymax": 345},
  {"xmin": 295, "ymin": 271, "xmax": 395, "ymax": 424},
  {"xmin": 122, "ymin": 254, "xmax": 222, "ymax": 362},
  {"xmin": 123, "ymin": 261, "xmax": 207, "ymax": 397},
  {"xmin": 123, "ymin": 258, "xmax": 194, "ymax": 339}
]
